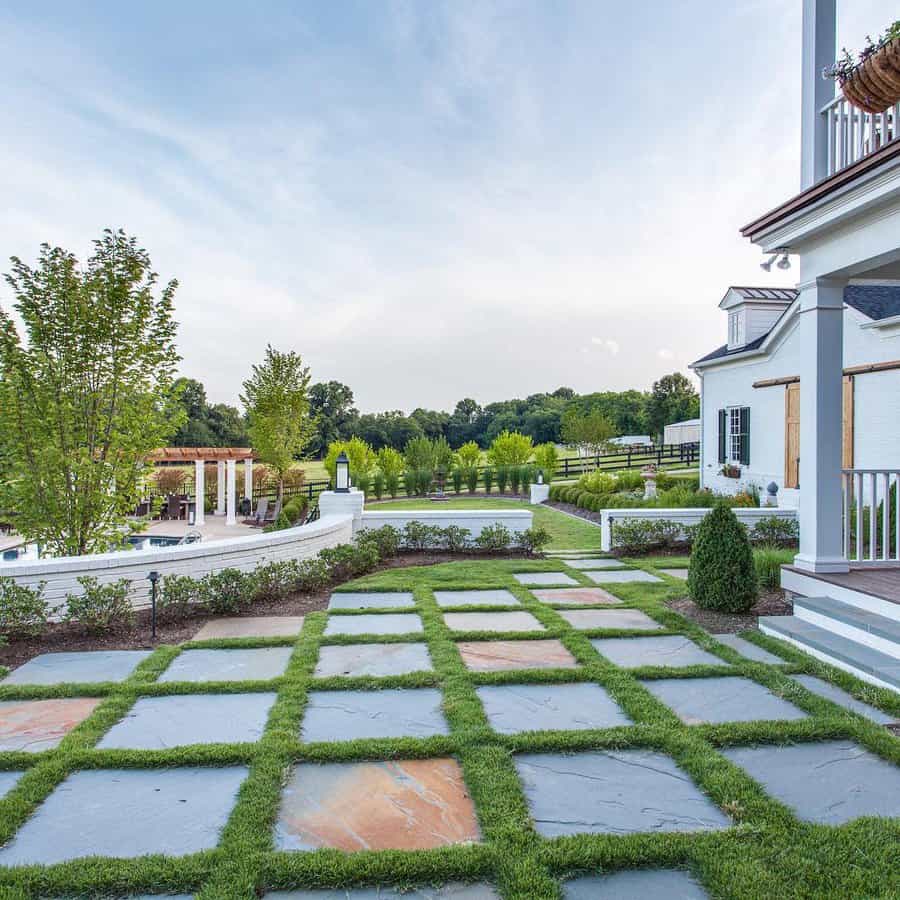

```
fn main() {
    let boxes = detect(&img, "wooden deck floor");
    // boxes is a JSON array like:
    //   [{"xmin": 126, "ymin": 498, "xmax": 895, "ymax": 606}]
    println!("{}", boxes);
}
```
[{"xmin": 784, "ymin": 566, "xmax": 900, "ymax": 604}]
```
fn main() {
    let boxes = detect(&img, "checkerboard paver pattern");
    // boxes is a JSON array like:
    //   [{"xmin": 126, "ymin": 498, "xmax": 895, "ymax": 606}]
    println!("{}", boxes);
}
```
[{"xmin": 0, "ymin": 556, "xmax": 897, "ymax": 898}]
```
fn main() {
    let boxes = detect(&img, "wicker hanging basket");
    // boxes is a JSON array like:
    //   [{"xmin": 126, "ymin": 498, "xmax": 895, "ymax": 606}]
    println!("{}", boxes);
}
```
[{"xmin": 841, "ymin": 37, "xmax": 900, "ymax": 113}]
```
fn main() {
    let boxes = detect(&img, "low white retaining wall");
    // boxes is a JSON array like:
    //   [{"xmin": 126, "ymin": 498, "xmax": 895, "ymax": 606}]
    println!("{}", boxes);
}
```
[
  {"xmin": 600, "ymin": 507, "xmax": 798, "ymax": 551},
  {"xmin": 360, "ymin": 508, "xmax": 532, "ymax": 536},
  {"xmin": 1, "ymin": 514, "xmax": 353, "ymax": 611}
]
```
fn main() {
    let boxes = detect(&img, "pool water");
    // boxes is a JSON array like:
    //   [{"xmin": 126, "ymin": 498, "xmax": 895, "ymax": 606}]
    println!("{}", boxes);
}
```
[{"xmin": 2, "ymin": 534, "xmax": 184, "ymax": 563}]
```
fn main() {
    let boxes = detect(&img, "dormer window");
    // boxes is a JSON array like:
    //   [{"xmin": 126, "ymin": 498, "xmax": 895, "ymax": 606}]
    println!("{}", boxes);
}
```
[{"xmin": 728, "ymin": 311, "xmax": 744, "ymax": 347}]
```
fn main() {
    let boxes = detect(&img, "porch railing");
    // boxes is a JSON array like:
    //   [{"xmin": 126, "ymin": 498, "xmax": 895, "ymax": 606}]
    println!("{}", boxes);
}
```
[
  {"xmin": 823, "ymin": 94, "xmax": 900, "ymax": 179},
  {"xmin": 841, "ymin": 468, "xmax": 900, "ymax": 564}
]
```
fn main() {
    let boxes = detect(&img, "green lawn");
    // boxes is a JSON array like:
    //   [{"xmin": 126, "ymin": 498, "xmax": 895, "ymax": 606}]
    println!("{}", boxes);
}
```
[
  {"xmin": 2, "ymin": 558, "xmax": 897, "ymax": 897},
  {"xmin": 365, "ymin": 497, "xmax": 602, "ymax": 551}
]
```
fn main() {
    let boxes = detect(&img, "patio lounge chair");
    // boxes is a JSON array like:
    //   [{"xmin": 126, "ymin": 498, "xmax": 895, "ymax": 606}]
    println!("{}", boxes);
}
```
[
  {"xmin": 244, "ymin": 497, "xmax": 268, "ymax": 525},
  {"xmin": 164, "ymin": 494, "xmax": 181, "ymax": 520},
  {"xmin": 263, "ymin": 499, "xmax": 282, "ymax": 524}
]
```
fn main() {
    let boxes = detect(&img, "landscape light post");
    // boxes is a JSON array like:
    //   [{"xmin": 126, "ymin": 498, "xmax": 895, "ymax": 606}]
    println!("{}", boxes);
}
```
[
  {"xmin": 148, "ymin": 570, "xmax": 160, "ymax": 641},
  {"xmin": 334, "ymin": 452, "xmax": 350, "ymax": 493}
]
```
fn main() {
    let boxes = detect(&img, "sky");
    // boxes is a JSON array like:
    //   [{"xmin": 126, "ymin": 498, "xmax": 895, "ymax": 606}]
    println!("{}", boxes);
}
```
[{"xmin": 0, "ymin": 1, "xmax": 894, "ymax": 412}]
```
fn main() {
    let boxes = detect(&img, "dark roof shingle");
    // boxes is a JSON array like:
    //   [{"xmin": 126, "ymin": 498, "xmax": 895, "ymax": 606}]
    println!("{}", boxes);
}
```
[{"xmin": 844, "ymin": 284, "xmax": 900, "ymax": 321}]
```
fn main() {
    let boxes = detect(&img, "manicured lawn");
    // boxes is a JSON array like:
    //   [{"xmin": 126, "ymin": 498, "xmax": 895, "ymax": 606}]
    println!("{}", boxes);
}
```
[
  {"xmin": 1, "ymin": 558, "xmax": 898, "ymax": 897},
  {"xmin": 366, "ymin": 497, "xmax": 602, "ymax": 551}
]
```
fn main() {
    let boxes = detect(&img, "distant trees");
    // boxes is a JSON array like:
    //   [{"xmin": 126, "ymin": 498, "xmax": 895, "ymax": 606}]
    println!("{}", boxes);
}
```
[
  {"xmin": 561, "ymin": 408, "xmax": 617, "ymax": 456},
  {"xmin": 646, "ymin": 373, "xmax": 699, "ymax": 442},
  {"xmin": 308, "ymin": 380, "xmax": 357, "ymax": 455},
  {"xmin": 172, "ymin": 378, "xmax": 249, "ymax": 447}
]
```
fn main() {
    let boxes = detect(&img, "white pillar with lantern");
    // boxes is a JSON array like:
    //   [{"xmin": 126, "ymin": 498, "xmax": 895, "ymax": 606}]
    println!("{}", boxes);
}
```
[
  {"xmin": 529, "ymin": 469, "xmax": 550, "ymax": 504},
  {"xmin": 318, "ymin": 451, "xmax": 365, "ymax": 532}
]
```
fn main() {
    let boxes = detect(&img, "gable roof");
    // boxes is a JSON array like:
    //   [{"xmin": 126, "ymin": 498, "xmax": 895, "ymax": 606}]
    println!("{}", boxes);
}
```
[
  {"xmin": 728, "ymin": 287, "xmax": 798, "ymax": 302},
  {"xmin": 844, "ymin": 284, "xmax": 900, "ymax": 321},
  {"xmin": 691, "ymin": 333, "xmax": 768, "ymax": 366}
]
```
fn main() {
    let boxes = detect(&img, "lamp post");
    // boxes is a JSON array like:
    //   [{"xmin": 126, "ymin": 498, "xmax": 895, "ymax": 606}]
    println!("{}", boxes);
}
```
[
  {"xmin": 334, "ymin": 451, "xmax": 350, "ymax": 493},
  {"xmin": 148, "ymin": 570, "xmax": 160, "ymax": 641}
]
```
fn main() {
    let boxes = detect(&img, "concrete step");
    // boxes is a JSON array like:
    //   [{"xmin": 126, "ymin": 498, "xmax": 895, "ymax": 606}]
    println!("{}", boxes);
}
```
[
  {"xmin": 793, "ymin": 596, "xmax": 900, "ymax": 660},
  {"xmin": 759, "ymin": 615, "xmax": 900, "ymax": 692}
]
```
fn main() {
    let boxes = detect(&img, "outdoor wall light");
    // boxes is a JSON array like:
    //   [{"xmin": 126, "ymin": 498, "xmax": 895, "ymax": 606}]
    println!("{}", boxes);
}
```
[
  {"xmin": 760, "ymin": 250, "xmax": 791, "ymax": 272},
  {"xmin": 334, "ymin": 451, "xmax": 350, "ymax": 493}
]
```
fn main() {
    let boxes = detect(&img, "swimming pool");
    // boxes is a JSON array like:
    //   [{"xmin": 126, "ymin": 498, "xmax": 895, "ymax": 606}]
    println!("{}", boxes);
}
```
[{"xmin": 1, "ymin": 534, "xmax": 185, "ymax": 563}]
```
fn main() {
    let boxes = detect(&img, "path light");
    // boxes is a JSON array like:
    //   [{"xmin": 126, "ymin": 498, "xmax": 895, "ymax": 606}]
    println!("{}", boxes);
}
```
[
  {"xmin": 335, "ymin": 452, "xmax": 350, "ymax": 493},
  {"xmin": 537, "ymin": 471, "xmax": 544, "ymax": 485},
  {"xmin": 148, "ymin": 570, "xmax": 160, "ymax": 641}
]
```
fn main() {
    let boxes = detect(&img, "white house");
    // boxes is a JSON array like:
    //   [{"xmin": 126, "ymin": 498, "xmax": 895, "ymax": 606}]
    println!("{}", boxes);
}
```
[{"xmin": 692, "ymin": 283, "xmax": 900, "ymax": 508}]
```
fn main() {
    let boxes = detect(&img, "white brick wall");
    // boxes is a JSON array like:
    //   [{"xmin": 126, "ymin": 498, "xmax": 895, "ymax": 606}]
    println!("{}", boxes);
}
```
[{"xmin": 360, "ymin": 508, "xmax": 532, "ymax": 536}]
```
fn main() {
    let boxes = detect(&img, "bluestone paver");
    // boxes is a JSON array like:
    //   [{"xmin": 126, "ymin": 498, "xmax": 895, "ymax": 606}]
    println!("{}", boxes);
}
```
[
  {"xmin": 558, "ymin": 609, "xmax": 663, "ymax": 631},
  {"xmin": 193, "ymin": 616, "xmax": 304, "ymax": 639},
  {"xmin": 98, "ymin": 692, "xmax": 277, "ymax": 749},
  {"xmin": 513, "ymin": 572, "xmax": 579, "ymax": 586},
  {"xmin": 657, "ymin": 567, "xmax": 689, "ymax": 579},
  {"xmin": 722, "ymin": 740, "xmax": 900, "ymax": 824},
  {"xmin": 476, "ymin": 683, "xmax": 630, "ymax": 734},
  {"xmin": 0, "ymin": 697, "xmax": 102, "ymax": 752},
  {"xmin": 2, "ymin": 650, "xmax": 152, "ymax": 686},
  {"xmin": 515, "ymin": 750, "xmax": 730, "ymax": 836},
  {"xmin": 590, "ymin": 635, "xmax": 726, "ymax": 669},
  {"xmin": 158, "ymin": 647, "xmax": 293, "ymax": 682},
  {"xmin": 301, "ymin": 688, "xmax": 449, "ymax": 742},
  {"xmin": 0, "ymin": 771, "xmax": 22, "ymax": 799},
  {"xmin": 642, "ymin": 676, "xmax": 808, "ymax": 724},
  {"xmin": 328, "ymin": 592, "xmax": 416, "ymax": 610},
  {"xmin": 713, "ymin": 633, "xmax": 785, "ymax": 665},
  {"xmin": 443, "ymin": 611, "xmax": 545, "ymax": 633},
  {"xmin": 314, "ymin": 643, "xmax": 433, "ymax": 678},
  {"xmin": 324, "ymin": 614, "xmax": 424, "ymax": 637},
  {"xmin": 0, "ymin": 766, "xmax": 248, "ymax": 865},
  {"xmin": 275, "ymin": 759, "xmax": 480, "ymax": 851},
  {"xmin": 586, "ymin": 569, "xmax": 662, "ymax": 584},
  {"xmin": 564, "ymin": 558, "xmax": 629, "ymax": 570},
  {"xmin": 266, "ymin": 887, "xmax": 499, "ymax": 899},
  {"xmin": 791, "ymin": 675, "xmax": 896, "ymax": 724},
  {"xmin": 433, "ymin": 590, "xmax": 520, "ymax": 607},
  {"xmin": 564, "ymin": 869, "xmax": 708, "ymax": 899},
  {"xmin": 532, "ymin": 587, "xmax": 623, "ymax": 606},
  {"xmin": 457, "ymin": 639, "xmax": 578, "ymax": 672}
]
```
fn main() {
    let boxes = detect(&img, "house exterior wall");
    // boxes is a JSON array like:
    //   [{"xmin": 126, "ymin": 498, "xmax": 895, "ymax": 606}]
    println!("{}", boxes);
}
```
[{"xmin": 699, "ymin": 305, "xmax": 900, "ymax": 504}]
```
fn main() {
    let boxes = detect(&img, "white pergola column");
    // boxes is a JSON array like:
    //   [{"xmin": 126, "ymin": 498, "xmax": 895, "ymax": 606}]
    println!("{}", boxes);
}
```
[
  {"xmin": 244, "ymin": 458, "xmax": 253, "ymax": 505},
  {"xmin": 794, "ymin": 277, "xmax": 849, "ymax": 573},
  {"xmin": 194, "ymin": 459, "xmax": 206, "ymax": 527},
  {"xmin": 225, "ymin": 458, "xmax": 237, "ymax": 526},
  {"xmin": 216, "ymin": 460, "xmax": 226, "ymax": 514}
]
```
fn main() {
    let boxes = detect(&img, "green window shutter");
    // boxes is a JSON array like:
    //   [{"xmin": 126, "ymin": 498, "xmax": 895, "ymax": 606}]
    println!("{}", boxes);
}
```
[
  {"xmin": 739, "ymin": 407, "xmax": 750, "ymax": 465},
  {"xmin": 718, "ymin": 410, "xmax": 727, "ymax": 463}
]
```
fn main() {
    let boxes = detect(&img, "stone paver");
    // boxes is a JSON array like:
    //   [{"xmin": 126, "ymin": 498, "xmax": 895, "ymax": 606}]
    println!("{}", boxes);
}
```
[
  {"xmin": 2, "ymin": 650, "xmax": 152, "ymax": 686},
  {"xmin": 513, "ymin": 572, "xmax": 579, "ymax": 586},
  {"xmin": 158, "ymin": 647, "xmax": 293, "ymax": 683},
  {"xmin": 443, "ymin": 611, "xmax": 545, "ymax": 633},
  {"xmin": 98, "ymin": 693, "xmax": 277, "ymax": 749},
  {"xmin": 515, "ymin": 750, "xmax": 730, "ymax": 837},
  {"xmin": 723, "ymin": 740, "xmax": 900, "ymax": 824},
  {"xmin": 564, "ymin": 869, "xmax": 708, "ymax": 899},
  {"xmin": 0, "ymin": 698, "xmax": 102, "ymax": 752},
  {"xmin": 433, "ymin": 590, "xmax": 520, "ymax": 607},
  {"xmin": 275, "ymin": 758, "xmax": 480, "ymax": 851},
  {"xmin": 532, "ymin": 587, "xmax": 623, "ymax": 606},
  {"xmin": 657, "ymin": 568, "xmax": 689, "ymax": 580},
  {"xmin": 558, "ymin": 609, "xmax": 663, "ymax": 631},
  {"xmin": 457, "ymin": 639, "xmax": 578, "ymax": 672},
  {"xmin": 564, "ymin": 558, "xmax": 628, "ymax": 570},
  {"xmin": 301, "ymin": 689, "xmax": 449, "ymax": 742},
  {"xmin": 328, "ymin": 592, "xmax": 416, "ymax": 610},
  {"xmin": 324, "ymin": 614, "xmax": 424, "ymax": 637},
  {"xmin": 476, "ymin": 683, "xmax": 630, "ymax": 734},
  {"xmin": 266, "ymin": 887, "xmax": 499, "ymax": 899},
  {"xmin": 0, "ymin": 771, "xmax": 22, "ymax": 799},
  {"xmin": 585, "ymin": 569, "xmax": 662, "ymax": 584},
  {"xmin": 590, "ymin": 635, "xmax": 726, "ymax": 669},
  {"xmin": 791, "ymin": 675, "xmax": 896, "ymax": 724},
  {"xmin": 193, "ymin": 616, "xmax": 304, "ymax": 639},
  {"xmin": 643, "ymin": 676, "xmax": 808, "ymax": 724},
  {"xmin": 0, "ymin": 766, "xmax": 248, "ymax": 865},
  {"xmin": 314, "ymin": 643, "xmax": 433, "ymax": 678},
  {"xmin": 713, "ymin": 633, "xmax": 785, "ymax": 664}
]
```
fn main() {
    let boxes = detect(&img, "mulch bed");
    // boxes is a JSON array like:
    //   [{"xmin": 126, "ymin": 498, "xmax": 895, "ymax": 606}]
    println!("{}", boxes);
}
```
[
  {"xmin": 545, "ymin": 500, "xmax": 602, "ymax": 524},
  {"xmin": 666, "ymin": 591, "xmax": 793, "ymax": 634},
  {"xmin": 0, "ymin": 551, "xmax": 524, "ymax": 671}
]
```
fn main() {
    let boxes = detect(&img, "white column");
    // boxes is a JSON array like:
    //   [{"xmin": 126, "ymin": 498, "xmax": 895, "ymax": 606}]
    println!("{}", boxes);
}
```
[
  {"xmin": 216, "ymin": 460, "xmax": 225, "ymax": 514},
  {"xmin": 194, "ymin": 459, "xmax": 206, "ymax": 527},
  {"xmin": 794, "ymin": 278, "xmax": 848, "ymax": 573},
  {"xmin": 244, "ymin": 458, "xmax": 253, "ymax": 505},
  {"xmin": 226, "ymin": 459, "xmax": 237, "ymax": 526},
  {"xmin": 800, "ymin": 0, "xmax": 836, "ymax": 189}
]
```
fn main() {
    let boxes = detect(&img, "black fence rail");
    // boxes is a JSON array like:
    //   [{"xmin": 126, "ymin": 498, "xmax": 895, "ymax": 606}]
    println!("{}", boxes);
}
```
[{"xmin": 555, "ymin": 442, "xmax": 699, "ymax": 479}]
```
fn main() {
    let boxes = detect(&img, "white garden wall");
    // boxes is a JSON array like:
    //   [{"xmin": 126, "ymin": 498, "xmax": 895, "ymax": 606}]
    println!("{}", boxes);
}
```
[
  {"xmin": 599, "ymin": 507, "xmax": 797, "ymax": 551},
  {"xmin": 360, "ymin": 508, "xmax": 532, "ymax": 536},
  {"xmin": 1, "ymin": 514, "xmax": 353, "ymax": 611}
]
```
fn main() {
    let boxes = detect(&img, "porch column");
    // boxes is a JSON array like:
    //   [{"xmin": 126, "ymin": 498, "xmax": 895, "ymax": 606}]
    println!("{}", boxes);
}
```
[
  {"xmin": 225, "ymin": 459, "xmax": 237, "ymax": 526},
  {"xmin": 794, "ymin": 278, "xmax": 849, "ymax": 573},
  {"xmin": 194, "ymin": 459, "xmax": 206, "ymax": 527},
  {"xmin": 216, "ymin": 460, "xmax": 226, "ymax": 514},
  {"xmin": 244, "ymin": 458, "xmax": 253, "ymax": 505},
  {"xmin": 800, "ymin": 0, "xmax": 835, "ymax": 189}
]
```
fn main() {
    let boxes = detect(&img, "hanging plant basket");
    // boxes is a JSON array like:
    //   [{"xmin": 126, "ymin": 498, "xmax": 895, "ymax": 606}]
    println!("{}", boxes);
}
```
[{"xmin": 840, "ymin": 36, "xmax": 900, "ymax": 114}]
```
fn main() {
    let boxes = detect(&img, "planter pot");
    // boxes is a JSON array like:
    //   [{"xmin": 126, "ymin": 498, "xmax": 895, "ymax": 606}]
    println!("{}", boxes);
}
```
[{"xmin": 842, "ymin": 37, "xmax": 900, "ymax": 114}]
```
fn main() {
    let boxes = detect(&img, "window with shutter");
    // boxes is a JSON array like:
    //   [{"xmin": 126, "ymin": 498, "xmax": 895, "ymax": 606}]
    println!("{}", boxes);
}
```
[
  {"xmin": 718, "ymin": 410, "xmax": 727, "ymax": 463},
  {"xmin": 739, "ymin": 407, "xmax": 750, "ymax": 465}
]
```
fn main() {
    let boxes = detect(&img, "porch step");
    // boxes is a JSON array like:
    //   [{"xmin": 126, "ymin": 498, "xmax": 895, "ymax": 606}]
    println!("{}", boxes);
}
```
[
  {"xmin": 759, "ymin": 615, "xmax": 900, "ymax": 692},
  {"xmin": 793, "ymin": 596, "xmax": 900, "ymax": 659}
]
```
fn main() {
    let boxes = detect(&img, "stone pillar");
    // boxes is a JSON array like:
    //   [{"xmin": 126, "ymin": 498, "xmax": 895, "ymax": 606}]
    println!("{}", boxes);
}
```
[
  {"xmin": 244, "ymin": 458, "xmax": 253, "ymax": 505},
  {"xmin": 216, "ymin": 460, "xmax": 225, "ymax": 515},
  {"xmin": 318, "ymin": 488, "xmax": 365, "ymax": 533},
  {"xmin": 794, "ymin": 278, "xmax": 848, "ymax": 573},
  {"xmin": 529, "ymin": 483, "xmax": 550, "ymax": 504},
  {"xmin": 226, "ymin": 459, "xmax": 237, "ymax": 526},
  {"xmin": 194, "ymin": 459, "xmax": 206, "ymax": 527}
]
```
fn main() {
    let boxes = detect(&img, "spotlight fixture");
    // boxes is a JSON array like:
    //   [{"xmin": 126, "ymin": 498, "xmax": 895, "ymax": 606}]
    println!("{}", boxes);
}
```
[
  {"xmin": 777, "ymin": 254, "xmax": 792, "ymax": 270},
  {"xmin": 760, "ymin": 249, "xmax": 791, "ymax": 272}
]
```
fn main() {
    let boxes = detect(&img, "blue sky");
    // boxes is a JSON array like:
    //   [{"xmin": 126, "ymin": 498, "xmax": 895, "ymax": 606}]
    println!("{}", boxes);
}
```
[{"xmin": 1, "ymin": 1, "xmax": 894, "ymax": 411}]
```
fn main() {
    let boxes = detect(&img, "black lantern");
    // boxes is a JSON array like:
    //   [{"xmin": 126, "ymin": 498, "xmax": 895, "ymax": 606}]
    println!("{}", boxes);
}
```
[{"xmin": 334, "ymin": 451, "xmax": 350, "ymax": 493}]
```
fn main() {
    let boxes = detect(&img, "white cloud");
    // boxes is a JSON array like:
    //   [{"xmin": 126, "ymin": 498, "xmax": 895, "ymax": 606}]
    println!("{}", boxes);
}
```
[
  {"xmin": 591, "ymin": 337, "xmax": 620, "ymax": 355},
  {"xmin": 657, "ymin": 348, "xmax": 675, "ymax": 361}
]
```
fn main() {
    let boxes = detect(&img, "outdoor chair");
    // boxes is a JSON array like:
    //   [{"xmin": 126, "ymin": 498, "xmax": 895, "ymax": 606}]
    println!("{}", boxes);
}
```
[
  {"xmin": 245, "ymin": 497, "xmax": 268, "ymax": 525},
  {"xmin": 164, "ymin": 494, "xmax": 181, "ymax": 520},
  {"xmin": 263, "ymin": 499, "xmax": 282, "ymax": 524}
]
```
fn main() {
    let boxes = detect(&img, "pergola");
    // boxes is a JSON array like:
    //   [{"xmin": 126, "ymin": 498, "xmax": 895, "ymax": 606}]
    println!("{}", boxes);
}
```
[{"xmin": 148, "ymin": 448, "xmax": 255, "ymax": 527}]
